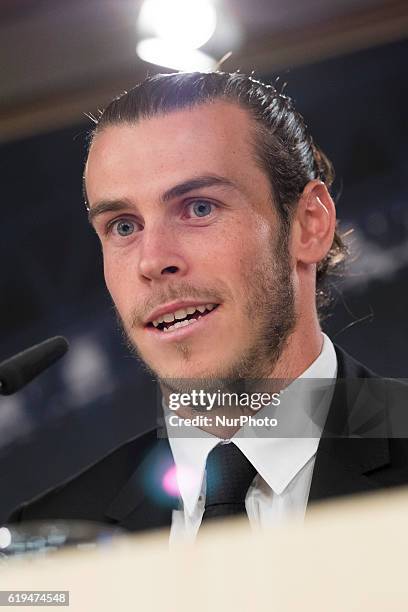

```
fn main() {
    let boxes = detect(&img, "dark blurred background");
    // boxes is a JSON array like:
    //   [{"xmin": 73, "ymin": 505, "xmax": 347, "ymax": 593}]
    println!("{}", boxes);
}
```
[{"xmin": 0, "ymin": 0, "xmax": 407, "ymax": 520}]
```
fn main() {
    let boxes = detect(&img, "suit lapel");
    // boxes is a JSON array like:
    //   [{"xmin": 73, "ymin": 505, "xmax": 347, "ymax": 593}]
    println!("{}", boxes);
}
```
[
  {"xmin": 308, "ymin": 438, "xmax": 389, "ymax": 503},
  {"xmin": 308, "ymin": 345, "xmax": 390, "ymax": 505},
  {"xmin": 105, "ymin": 436, "xmax": 177, "ymax": 532}
]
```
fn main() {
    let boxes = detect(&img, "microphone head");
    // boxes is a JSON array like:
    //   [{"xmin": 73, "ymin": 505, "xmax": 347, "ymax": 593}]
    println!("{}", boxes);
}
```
[{"xmin": 0, "ymin": 336, "xmax": 69, "ymax": 395}]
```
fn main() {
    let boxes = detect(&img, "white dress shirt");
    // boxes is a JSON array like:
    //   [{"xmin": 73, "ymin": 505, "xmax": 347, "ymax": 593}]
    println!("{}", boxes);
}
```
[{"xmin": 165, "ymin": 333, "xmax": 338, "ymax": 543}]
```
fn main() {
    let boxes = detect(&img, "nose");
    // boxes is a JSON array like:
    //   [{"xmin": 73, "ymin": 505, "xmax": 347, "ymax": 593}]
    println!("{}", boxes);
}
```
[{"xmin": 138, "ymin": 223, "xmax": 188, "ymax": 282}]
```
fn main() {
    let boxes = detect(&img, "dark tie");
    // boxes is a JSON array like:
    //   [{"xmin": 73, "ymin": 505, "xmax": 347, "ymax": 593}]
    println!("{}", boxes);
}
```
[{"xmin": 202, "ymin": 442, "xmax": 257, "ymax": 522}]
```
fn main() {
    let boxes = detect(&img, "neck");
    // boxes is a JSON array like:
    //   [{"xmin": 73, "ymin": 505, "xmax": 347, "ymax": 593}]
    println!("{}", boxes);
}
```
[{"xmin": 269, "ymin": 316, "xmax": 323, "ymax": 380}]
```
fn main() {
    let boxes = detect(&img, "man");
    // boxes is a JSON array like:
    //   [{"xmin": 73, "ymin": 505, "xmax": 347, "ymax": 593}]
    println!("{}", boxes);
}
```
[{"xmin": 7, "ymin": 71, "xmax": 408, "ymax": 538}]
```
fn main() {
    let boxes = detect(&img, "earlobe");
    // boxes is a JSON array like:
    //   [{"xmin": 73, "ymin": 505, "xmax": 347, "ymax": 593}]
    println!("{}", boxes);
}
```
[{"xmin": 292, "ymin": 180, "xmax": 336, "ymax": 266}]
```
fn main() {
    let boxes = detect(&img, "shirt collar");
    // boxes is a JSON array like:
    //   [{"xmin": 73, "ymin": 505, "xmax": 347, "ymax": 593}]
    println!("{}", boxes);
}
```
[{"xmin": 165, "ymin": 333, "xmax": 337, "ymax": 516}]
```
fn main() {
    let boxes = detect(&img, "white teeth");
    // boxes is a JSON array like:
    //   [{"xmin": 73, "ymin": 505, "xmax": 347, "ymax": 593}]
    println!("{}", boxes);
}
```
[
  {"xmin": 163, "ymin": 317, "xmax": 200, "ymax": 333},
  {"xmin": 174, "ymin": 308, "xmax": 187, "ymax": 320},
  {"xmin": 151, "ymin": 303, "xmax": 217, "ymax": 329}
]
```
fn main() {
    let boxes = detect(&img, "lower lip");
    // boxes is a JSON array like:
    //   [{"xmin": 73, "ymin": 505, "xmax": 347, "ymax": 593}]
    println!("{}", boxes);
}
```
[{"xmin": 144, "ymin": 306, "xmax": 221, "ymax": 342}]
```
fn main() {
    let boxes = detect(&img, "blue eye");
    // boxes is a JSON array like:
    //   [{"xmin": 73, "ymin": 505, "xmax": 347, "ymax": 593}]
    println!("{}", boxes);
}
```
[
  {"xmin": 191, "ymin": 200, "xmax": 213, "ymax": 217},
  {"xmin": 115, "ymin": 219, "xmax": 135, "ymax": 236}
]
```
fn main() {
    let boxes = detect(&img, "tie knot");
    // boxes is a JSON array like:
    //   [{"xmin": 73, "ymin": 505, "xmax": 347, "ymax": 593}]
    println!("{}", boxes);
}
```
[{"xmin": 203, "ymin": 443, "xmax": 257, "ymax": 522}]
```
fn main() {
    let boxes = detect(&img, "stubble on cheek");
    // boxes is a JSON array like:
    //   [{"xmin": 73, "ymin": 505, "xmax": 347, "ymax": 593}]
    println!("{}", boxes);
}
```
[
  {"xmin": 111, "ymin": 305, "xmax": 155, "ymax": 376},
  {"xmin": 222, "ymin": 226, "xmax": 296, "ymax": 379}
]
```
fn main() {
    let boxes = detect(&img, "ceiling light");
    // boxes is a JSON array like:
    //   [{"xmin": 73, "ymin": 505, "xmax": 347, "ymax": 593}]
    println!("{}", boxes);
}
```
[
  {"xmin": 138, "ymin": 0, "xmax": 217, "ymax": 50},
  {"xmin": 137, "ymin": 38, "xmax": 216, "ymax": 71}
]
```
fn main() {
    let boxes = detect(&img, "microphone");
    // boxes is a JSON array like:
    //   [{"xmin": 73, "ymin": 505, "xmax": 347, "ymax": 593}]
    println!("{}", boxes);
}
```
[{"xmin": 0, "ymin": 336, "xmax": 69, "ymax": 396}]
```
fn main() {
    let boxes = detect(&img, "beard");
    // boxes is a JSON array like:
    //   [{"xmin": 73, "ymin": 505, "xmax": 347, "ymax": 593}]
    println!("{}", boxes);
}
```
[
  {"xmin": 115, "ymin": 222, "xmax": 296, "ymax": 393},
  {"xmin": 216, "ymin": 225, "xmax": 296, "ymax": 381}
]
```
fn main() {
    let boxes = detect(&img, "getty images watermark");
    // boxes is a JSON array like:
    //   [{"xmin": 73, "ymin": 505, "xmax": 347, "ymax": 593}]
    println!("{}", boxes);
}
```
[
  {"xmin": 167, "ymin": 389, "xmax": 281, "ymax": 411},
  {"xmin": 157, "ymin": 378, "xmax": 408, "ymax": 439},
  {"xmin": 165, "ymin": 388, "xmax": 281, "ymax": 429}
]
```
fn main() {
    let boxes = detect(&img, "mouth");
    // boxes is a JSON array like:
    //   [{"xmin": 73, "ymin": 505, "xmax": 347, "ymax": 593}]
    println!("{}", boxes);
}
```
[{"xmin": 145, "ymin": 303, "xmax": 220, "ymax": 335}]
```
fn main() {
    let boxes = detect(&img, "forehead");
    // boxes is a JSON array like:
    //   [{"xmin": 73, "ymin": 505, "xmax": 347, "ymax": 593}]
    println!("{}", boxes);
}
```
[{"xmin": 85, "ymin": 101, "xmax": 266, "ymax": 203}]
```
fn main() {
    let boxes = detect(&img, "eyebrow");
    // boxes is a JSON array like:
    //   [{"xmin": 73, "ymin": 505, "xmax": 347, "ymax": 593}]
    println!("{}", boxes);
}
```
[{"xmin": 87, "ymin": 174, "xmax": 238, "ymax": 225}]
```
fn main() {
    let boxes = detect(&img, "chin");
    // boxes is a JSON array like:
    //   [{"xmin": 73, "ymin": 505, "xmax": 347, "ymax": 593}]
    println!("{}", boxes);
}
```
[
  {"xmin": 151, "ymin": 359, "xmax": 222, "ymax": 383},
  {"xmin": 156, "ymin": 365, "xmax": 209, "ymax": 382},
  {"xmin": 138, "ymin": 342, "xmax": 239, "ymax": 381}
]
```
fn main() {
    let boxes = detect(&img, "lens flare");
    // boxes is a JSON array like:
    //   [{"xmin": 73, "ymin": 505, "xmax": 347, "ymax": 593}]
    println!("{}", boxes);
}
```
[{"xmin": 162, "ymin": 465, "xmax": 180, "ymax": 497}]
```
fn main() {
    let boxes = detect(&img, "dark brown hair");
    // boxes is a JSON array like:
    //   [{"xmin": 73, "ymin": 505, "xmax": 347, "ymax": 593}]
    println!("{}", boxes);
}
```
[{"xmin": 86, "ymin": 71, "xmax": 347, "ymax": 315}]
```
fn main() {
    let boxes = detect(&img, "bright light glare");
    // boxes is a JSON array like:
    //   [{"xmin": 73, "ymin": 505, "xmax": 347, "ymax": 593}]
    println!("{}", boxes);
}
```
[
  {"xmin": 138, "ymin": 0, "xmax": 217, "ymax": 49},
  {"xmin": 0, "ymin": 527, "xmax": 11, "ymax": 549},
  {"xmin": 137, "ymin": 38, "xmax": 216, "ymax": 71},
  {"xmin": 162, "ymin": 464, "xmax": 201, "ymax": 497},
  {"xmin": 162, "ymin": 466, "xmax": 179, "ymax": 497}
]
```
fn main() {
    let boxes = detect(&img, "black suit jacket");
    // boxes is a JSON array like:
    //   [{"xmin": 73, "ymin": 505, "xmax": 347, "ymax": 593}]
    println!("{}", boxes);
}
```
[{"xmin": 7, "ymin": 345, "xmax": 408, "ymax": 532}]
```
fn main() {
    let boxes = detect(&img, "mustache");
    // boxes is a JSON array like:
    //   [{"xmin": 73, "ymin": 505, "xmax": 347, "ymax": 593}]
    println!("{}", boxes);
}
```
[{"xmin": 128, "ymin": 281, "xmax": 229, "ymax": 328}]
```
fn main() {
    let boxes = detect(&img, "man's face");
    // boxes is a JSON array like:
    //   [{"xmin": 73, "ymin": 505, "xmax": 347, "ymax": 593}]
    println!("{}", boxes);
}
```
[{"xmin": 85, "ymin": 101, "xmax": 296, "ymax": 382}]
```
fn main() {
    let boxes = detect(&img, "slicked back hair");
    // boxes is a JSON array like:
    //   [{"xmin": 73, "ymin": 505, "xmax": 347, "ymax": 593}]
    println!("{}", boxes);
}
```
[{"xmin": 86, "ymin": 71, "xmax": 347, "ymax": 316}]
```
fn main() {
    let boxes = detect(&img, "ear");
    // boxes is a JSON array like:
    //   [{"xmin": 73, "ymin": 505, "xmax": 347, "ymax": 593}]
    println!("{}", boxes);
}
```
[{"xmin": 291, "ymin": 180, "xmax": 336, "ymax": 266}]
